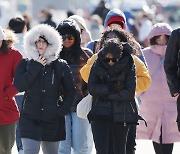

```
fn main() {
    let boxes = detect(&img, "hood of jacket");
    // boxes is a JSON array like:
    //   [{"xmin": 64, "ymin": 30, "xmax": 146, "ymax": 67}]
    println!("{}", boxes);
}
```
[
  {"xmin": 147, "ymin": 23, "xmax": 172, "ymax": 40},
  {"xmin": 56, "ymin": 19, "xmax": 81, "ymax": 47},
  {"xmin": 104, "ymin": 8, "xmax": 127, "ymax": 29},
  {"xmin": 24, "ymin": 24, "xmax": 63, "ymax": 64}
]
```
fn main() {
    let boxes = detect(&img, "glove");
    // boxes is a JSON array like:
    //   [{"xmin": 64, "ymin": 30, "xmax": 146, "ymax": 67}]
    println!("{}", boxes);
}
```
[
  {"xmin": 114, "ymin": 81, "xmax": 124, "ymax": 91},
  {"xmin": 108, "ymin": 81, "xmax": 124, "ymax": 92}
]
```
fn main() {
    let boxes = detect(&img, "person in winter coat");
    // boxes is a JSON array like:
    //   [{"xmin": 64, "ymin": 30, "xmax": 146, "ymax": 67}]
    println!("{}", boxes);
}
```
[
  {"xmin": 91, "ymin": 0, "xmax": 110, "ymax": 24},
  {"xmin": 56, "ymin": 19, "xmax": 93, "ymax": 154},
  {"xmin": 8, "ymin": 16, "xmax": 27, "ymax": 154},
  {"xmin": 88, "ymin": 38, "xmax": 137, "ymax": 154},
  {"xmin": 14, "ymin": 24, "xmax": 76, "ymax": 154},
  {"xmin": 0, "ymin": 27, "xmax": 22, "ymax": 154},
  {"xmin": 39, "ymin": 9, "xmax": 56, "ymax": 28},
  {"xmin": 136, "ymin": 23, "xmax": 180, "ymax": 154},
  {"xmin": 87, "ymin": 8, "xmax": 147, "ymax": 67},
  {"xmin": 68, "ymin": 15, "xmax": 92, "ymax": 47},
  {"xmin": 80, "ymin": 27, "xmax": 151, "ymax": 154},
  {"xmin": 164, "ymin": 28, "xmax": 180, "ymax": 132}
]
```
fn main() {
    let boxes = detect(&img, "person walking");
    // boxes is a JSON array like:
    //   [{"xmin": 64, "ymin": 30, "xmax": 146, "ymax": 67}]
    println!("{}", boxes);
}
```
[
  {"xmin": 68, "ymin": 15, "xmax": 92, "ymax": 48},
  {"xmin": 8, "ymin": 17, "xmax": 27, "ymax": 154},
  {"xmin": 0, "ymin": 26, "xmax": 22, "ymax": 154},
  {"xmin": 164, "ymin": 27, "xmax": 180, "ymax": 132},
  {"xmin": 14, "ymin": 24, "xmax": 76, "ymax": 154},
  {"xmin": 80, "ymin": 27, "xmax": 150, "ymax": 154},
  {"xmin": 137, "ymin": 23, "xmax": 180, "ymax": 154},
  {"xmin": 56, "ymin": 19, "xmax": 93, "ymax": 154},
  {"xmin": 91, "ymin": 0, "xmax": 110, "ymax": 24},
  {"xmin": 87, "ymin": 38, "xmax": 138, "ymax": 154}
]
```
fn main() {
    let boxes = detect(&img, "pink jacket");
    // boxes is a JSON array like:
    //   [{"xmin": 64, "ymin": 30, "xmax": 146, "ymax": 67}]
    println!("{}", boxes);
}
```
[{"xmin": 137, "ymin": 45, "xmax": 180, "ymax": 143}]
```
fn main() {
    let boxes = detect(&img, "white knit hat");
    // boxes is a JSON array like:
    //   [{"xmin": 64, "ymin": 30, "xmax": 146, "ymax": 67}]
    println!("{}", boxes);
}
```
[{"xmin": 0, "ymin": 26, "xmax": 5, "ymax": 40}]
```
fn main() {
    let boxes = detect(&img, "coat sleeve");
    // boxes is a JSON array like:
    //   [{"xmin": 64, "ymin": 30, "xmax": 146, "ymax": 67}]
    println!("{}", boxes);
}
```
[
  {"xmin": 134, "ymin": 56, "xmax": 151, "ymax": 93},
  {"xmin": 14, "ymin": 59, "xmax": 43, "ymax": 92},
  {"xmin": 58, "ymin": 62, "xmax": 76, "ymax": 116},
  {"xmin": 80, "ymin": 54, "xmax": 98, "ymax": 83},
  {"xmin": 4, "ymin": 51, "xmax": 22, "ymax": 99},
  {"xmin": 107, "ymin": 65, "xmax": 136, "ymax": 101},
  {"xmin": 164, "ymin": 29, "xmax": 180, "ymax": 96},
  {"xmin": 87, "ymin": 63, "xmax": 109, "ymax": 96}
]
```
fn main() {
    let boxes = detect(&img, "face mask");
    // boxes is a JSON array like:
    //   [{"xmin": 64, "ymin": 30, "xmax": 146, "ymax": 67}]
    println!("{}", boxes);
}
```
[{"xmin": 151, "ymin": 45, "xmax": 167, "ymax": 56}]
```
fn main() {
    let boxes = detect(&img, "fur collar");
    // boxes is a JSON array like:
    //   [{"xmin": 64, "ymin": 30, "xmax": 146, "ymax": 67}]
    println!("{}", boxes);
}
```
[{"xmin": 24, "ymin": 24, "xmax": 63, "ymax": 64}]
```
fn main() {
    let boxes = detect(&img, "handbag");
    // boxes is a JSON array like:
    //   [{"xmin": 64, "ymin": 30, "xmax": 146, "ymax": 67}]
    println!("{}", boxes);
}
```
[{"xmin": 77, "ymin": 94, "xmax": 92, "ymax": 119}]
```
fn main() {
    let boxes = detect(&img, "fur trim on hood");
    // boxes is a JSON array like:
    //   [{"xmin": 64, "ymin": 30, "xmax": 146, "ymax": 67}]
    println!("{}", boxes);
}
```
[{"xmin": 24, "ymin": 24, "xmax": 63, "ymax": 64}]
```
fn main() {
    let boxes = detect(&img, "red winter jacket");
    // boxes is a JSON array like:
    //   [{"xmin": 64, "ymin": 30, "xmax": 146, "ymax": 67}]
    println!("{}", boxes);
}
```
[{"xmin": 0, "ymin": 48, "xmax": 22, "ymax": 125}]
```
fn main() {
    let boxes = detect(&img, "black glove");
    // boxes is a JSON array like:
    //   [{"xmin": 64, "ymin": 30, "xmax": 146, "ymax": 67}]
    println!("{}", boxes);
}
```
[
  {"xmin": 108, "ymin": 81, "xmax": 124, "ymax": 92},
  {"xmin": 114, "ymin": 81, "xmax": 124, "ymax": 91}
]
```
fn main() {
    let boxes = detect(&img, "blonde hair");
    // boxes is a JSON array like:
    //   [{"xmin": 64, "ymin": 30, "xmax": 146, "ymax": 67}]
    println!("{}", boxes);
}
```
[{"xmin": 4, "ymin": 29, "xmax": 18, "ymax": 47}]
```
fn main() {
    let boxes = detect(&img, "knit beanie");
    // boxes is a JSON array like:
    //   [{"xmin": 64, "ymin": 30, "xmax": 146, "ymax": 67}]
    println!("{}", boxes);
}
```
[
  {"xmin": 106, "ymin": 16, "xmax": 125, "ymax": 29},
  {"xmin": 0, "ymin": 26, "xmax": 5, "ymax": 40}
]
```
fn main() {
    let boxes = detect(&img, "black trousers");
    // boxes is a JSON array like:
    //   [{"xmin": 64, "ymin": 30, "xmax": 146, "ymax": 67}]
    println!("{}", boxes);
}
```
[
  {"xmin": 126, "ymin": 125, "xmax": 136, "ymax": 154},
  {"xmin": 152, "ymin": 127, "xmax": 173, "ymax": 154},
  {"xmin": 108, "ymin": 125, "xmax": 136, "ymax": 154},
  {"xmin": 91, "ymin": 120, "xmax": 129, "ymax": 154}
]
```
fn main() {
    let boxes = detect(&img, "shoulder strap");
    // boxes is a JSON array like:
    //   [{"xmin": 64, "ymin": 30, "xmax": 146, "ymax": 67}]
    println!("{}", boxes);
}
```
[{"xmin": 151, "ymin": 57, "xmax": 165, "ymax": 79}]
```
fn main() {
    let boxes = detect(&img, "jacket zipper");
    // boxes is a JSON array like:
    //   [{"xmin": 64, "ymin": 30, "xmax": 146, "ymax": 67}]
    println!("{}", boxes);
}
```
[
  {"xmin": 124, "ymin": 102, "xmax": 126, "ymax": 126},
  {"xmin": 130, "ymin": 102, "xmax": 135, "ymax": 113},
  {"xmin": 52, "ymin": 69, "xmax": 55, "ymax": 84}
]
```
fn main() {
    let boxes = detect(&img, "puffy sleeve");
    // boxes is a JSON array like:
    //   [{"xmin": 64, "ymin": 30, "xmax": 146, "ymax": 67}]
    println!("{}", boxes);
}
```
[
  {"xmin": 4, "ymin": 50, "xmax": 22, "ymax": 99},
  {"xmin": 164, "ymin": 29, "xmax": 180, "ymax": 96},
  {"xmin": 134, "ymin": 56, "xmax": 151, "ymax": 93},
  {"xmin": 80, "ymin": 54, "xmax": 98, "ymax": 83},
  {"xmin": 14, "ymin": 59, "xmax": 43, "ymax": 92}
]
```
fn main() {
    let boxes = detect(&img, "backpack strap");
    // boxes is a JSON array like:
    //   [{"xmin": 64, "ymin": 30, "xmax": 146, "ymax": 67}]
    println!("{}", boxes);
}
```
[{"xmin": 151, "ymin": 57, "xmax": 165, "ymax": 79}]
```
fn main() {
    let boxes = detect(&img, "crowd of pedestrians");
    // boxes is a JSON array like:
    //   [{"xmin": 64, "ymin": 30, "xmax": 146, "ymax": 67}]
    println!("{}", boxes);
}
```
[{"xmin": 0, "ymin": 1, "xmax": 180, "ymax": 154}]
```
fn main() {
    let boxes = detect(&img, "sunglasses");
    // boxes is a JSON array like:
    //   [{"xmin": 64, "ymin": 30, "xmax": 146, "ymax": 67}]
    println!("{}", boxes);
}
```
[
  {"xmin": 62, "ymin": 34, "xmax": 74, "ymax": 41},
  {"xmin": 104, "ymin": 58, "xmax": 119, "ymax": 63}
]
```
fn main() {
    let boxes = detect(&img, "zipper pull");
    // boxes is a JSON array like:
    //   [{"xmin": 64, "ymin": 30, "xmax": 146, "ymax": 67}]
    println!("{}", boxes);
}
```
[{"xmin": 52, "ymin": 70, "xmax": 54, "ymax": 84}]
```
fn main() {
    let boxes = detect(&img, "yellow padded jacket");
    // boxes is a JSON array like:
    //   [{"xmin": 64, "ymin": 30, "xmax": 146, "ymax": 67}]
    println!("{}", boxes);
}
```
[{"xmin": 80, "ymin": 53, "xmax": 151, "ymax": 93}]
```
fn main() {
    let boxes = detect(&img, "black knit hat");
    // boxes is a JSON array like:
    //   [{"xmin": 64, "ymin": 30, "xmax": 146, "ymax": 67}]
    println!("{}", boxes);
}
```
[
  {"xmin": 56, "ymin": 19, "xmax": 80, "ymax": 35},
  {"xmin": 56, "ymin": 19, "xmax": 81, "ymax": 46}
]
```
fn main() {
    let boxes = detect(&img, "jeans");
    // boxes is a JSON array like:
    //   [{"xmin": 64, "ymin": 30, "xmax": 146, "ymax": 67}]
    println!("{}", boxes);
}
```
[
  {"xmin": 58, "ymin": 112, "xmax": 94, "ymax": 154},
  {"xmin": 15, "ymin": 94, "xmax": 24, "ymax": 151},
  {"xmin": 22, "ymin": 138, "xmax": 59, "ymax": 154},
  {"xmin": 0, "ymin": 123, "xmax": 16, "ymax": 154}
]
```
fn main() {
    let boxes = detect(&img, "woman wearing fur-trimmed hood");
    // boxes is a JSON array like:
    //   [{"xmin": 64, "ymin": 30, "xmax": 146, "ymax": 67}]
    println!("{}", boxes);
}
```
[
  {"xmin": 14, "ymin": 24, "xmax": 76, "ymax": 153},
  {"xmin": 24, "ymin": 24, "xmax": 62, "ymax": 64}
]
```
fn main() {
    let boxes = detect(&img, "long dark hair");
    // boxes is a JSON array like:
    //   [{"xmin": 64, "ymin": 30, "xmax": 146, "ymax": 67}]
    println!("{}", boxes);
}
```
[
  {"xmin": 0, "ymin": 40, "xmax": 9, "ymax": 54},
  {"xmin": 150, "ymin": 35, "xmax": 169, "ymax": 45}
]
